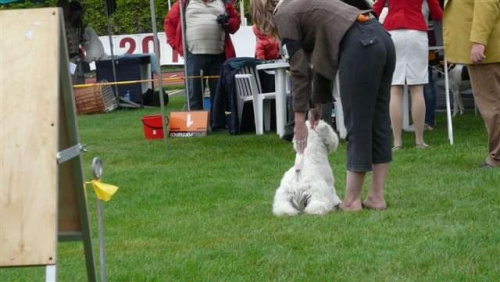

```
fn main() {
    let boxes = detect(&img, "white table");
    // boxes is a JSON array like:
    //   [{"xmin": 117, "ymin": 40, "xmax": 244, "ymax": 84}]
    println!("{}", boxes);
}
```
[{"xmin": 256, "ymin": 62, "xmax": 290, "ymax": 137}]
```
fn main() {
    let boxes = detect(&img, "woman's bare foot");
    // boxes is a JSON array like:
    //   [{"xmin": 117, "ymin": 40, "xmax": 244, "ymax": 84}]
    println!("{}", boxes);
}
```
[
  {"xmin": 339, "ymin": 201, "xmax": 363, "ymax": 212},
  {"xmin": 362, "ymin": 197, "xmax": 387, "ymax": 210}
]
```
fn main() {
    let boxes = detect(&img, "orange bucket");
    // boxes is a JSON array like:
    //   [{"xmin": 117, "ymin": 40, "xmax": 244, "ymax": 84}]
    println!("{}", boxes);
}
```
[{"xmin": 141, "ymin": 115, "xmax": 167, "ymax": 140}]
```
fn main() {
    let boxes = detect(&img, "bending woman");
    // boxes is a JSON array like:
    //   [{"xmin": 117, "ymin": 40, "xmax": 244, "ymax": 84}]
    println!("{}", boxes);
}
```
[{"xmin": 251, "ymin": 0, "xmax": 396, "ymax": 211}]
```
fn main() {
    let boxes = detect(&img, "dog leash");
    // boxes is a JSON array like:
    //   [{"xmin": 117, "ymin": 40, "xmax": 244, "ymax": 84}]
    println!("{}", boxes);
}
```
[
  {"xmin": 294, "ymin": 153, "xmax": 304, "ymax": 183},
  {"xmin": 294, "ymin": 153, "xmax": 304, "ymax": 172}
]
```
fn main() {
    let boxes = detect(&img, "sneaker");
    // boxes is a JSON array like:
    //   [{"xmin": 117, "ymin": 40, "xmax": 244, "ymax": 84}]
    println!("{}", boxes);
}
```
[{"xmin": 424, "ymin": 124, "xmax": 434, "ymax": 131}]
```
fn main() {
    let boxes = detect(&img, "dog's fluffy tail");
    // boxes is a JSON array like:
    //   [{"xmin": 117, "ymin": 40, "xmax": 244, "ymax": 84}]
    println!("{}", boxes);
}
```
[{"xmin": 290, "ymin": 190, "xmax": 311, "ymax": 212}]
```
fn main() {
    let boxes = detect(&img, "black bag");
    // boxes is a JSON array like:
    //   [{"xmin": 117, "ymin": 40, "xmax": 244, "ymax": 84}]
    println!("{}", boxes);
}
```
[{"xmin": 143, "ymin": 88, "xmax": 169, "ymax": 107}]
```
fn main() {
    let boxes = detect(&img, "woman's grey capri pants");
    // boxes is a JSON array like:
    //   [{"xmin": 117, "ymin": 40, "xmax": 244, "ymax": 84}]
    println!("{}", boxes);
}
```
[{"xmin": 338, "ymin": 19, "xmax": 396, "ymax": 172}]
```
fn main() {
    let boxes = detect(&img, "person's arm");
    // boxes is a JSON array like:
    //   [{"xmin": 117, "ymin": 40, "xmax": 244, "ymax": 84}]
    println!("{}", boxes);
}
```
[
  {"xmin": 164, "ymin": 2, "xmax": 180, "ymax": 50},
  {"xmin": 294, "ymin": 111, "xmax": 308, "ymax": 154},
  {"xmin": 275, "ymin": 13, "xmax": 311, "ymax": 153},
  {"xmin": 371, "ymin": 0, "xmax": 385, "ymax": 17},
  {"xmin": 225, "ymin": 2, "xmax": 241, "ymax": 34},
  {"xmin": 428, "ymin": 0, "xmax": 443, "ymax": 21},
  {"xmin": 470, "ymin": 0, "xmax": 499, "ymax": 47},
  {"xmin": 275, "ymin": 14, "xmax": 310, "ymax": 113},
  {"xmin": 312, "ymin": 72, "xmax": 333, "ymax": 106},
  {"xmin": 470, "ymin": 0, "xmax": 499, "ymax": 64}
]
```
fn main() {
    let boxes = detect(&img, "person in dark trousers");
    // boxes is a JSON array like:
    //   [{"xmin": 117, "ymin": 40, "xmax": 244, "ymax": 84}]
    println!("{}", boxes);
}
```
[
  {"xmin": 164, "ymin": 0, "xmax": 241, "ymax": 110},
  {"xmin": 251, "ymin": 0, "xmax": 395, "ymax": 211},
  {"xmin": 423, "ymin": 1, "xmax": 439, "ymax": 131}
]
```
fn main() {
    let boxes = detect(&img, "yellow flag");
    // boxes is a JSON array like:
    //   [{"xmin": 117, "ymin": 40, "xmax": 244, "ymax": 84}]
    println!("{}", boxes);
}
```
[{"xmin": 85, "ymin": 180, "xmax": 119, "ymax": 202}]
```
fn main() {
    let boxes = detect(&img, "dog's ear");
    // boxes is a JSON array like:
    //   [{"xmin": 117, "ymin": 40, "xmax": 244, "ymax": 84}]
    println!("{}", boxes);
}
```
[{"xmin": 317, "ymin": 121, "xmax": 339, "ymax": 153}]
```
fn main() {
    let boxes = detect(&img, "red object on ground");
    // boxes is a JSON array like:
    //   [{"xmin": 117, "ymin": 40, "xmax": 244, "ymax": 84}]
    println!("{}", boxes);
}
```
[{"xmin": 142, "ymin": 115, "xmax": 165, "ymax": 140}]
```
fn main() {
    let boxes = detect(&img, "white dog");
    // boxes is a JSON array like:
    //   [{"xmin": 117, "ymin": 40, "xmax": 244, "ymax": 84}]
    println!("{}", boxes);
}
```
[
  {"xmin": 272, "ymin": 120, "xmax": 341, "ymax": 216},
  {"xmin": 437, "ymin": 63, "xmax": 470, "ymax": 117},
  {"xmin": 448, "ymin": 64, "xmax": 467, "ymax": 117}
]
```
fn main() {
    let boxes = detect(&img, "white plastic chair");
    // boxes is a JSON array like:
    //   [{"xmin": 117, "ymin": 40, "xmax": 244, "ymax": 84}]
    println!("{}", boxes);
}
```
[{"xmin": 235, "ymin": 68, "xmax": 276, "ymax": 135}]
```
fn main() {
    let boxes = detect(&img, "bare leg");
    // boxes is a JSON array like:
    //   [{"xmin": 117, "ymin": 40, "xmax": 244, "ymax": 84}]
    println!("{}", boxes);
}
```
[
  {"xmin": 363, "ymin": 163, "xmax": 389, "ymax": 210},
  {"xmin": 341, "ymin": 170, "xmax": 365, "ymax": 211},
  {"xmin": 390, "ymin": 85, "xmax": 404, "ymax": 148},
  {"xmin": 409, "ymin": 85, "xmax": 426, "ymax": 146}
]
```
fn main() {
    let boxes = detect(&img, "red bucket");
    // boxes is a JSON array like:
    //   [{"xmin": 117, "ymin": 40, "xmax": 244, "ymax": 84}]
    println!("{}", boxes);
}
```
[{"xmin": 141, "ymin": 115, "xmax": 166, "ymax": 140}]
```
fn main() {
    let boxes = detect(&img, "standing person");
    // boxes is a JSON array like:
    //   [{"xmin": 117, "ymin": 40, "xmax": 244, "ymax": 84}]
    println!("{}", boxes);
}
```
[
  {"xmin": 164, "ymin": 0, "xmax": 241, "ymax": 110},
  {"xmin": 251, "ymin": 0, "xmax": 396, "ymax": 211},
  {"xmin": 423, "ymin": 0, "xmax": 438, "ymax": 131},
  {"xmin": 424, "ymin": 64, "xmax": 437, "ymax": 130},
  {"xmin": 372, "ymin": 0, "xmax": 442, "ymax": 150},
  {"xmin": 443, "ymin": 0, "xmax": 500, "ymax": 168},
  {"xmin": 59, "ymin": 0, "xmax": 87, "ymax": 84},
  {"xmin": 253, "ymin": 25, "xmax": 280, "ymax": 61}
]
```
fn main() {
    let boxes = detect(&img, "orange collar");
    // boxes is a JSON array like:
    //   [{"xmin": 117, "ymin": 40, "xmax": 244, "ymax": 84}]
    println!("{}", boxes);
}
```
[{"xmin": 357, "ymin": 14, "xmax": 370, "ymax": 23}]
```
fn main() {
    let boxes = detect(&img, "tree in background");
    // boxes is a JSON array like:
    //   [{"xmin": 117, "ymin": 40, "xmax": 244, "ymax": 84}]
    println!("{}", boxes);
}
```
[
  {"xmin": 0, "ymin": 0, "xmax": 250, "ymax": 35},
  {"xmin": 82, "ymin": 0, "xmax": 169, "ymax": 35},
  {"xmin": 1, "ymin": 0, "xmax": 169, "ymax": 35}
]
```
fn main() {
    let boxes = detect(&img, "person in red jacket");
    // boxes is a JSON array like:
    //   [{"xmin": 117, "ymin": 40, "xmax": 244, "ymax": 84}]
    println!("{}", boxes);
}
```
[
  {"xmin": 164, "ymin": 0, "xmax": 241, "ymax": 110},
  {"xmin": 372, "ymin": 0, "xmax": 442, "ymax": 150},
  {"xmin": 252, "ymin": 25, "xmax": 280, "ymax": 61}
]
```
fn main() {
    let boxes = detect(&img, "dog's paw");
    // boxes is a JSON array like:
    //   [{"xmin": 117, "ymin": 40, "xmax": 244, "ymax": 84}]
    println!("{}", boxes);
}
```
[
  {"xmin": 304, "ymin": 198, "xmax": 340, "ymax": 215},
  {"xmin": 304, "ymin": 207, "xmax": 329, "ymax": 215},
  {"xmin": 304, "ymin": 203, "xmax": 330, "ymax": 215},
  {"xmin": 273, "ymin": 206, "xmax": 300, "ymax": 217}
]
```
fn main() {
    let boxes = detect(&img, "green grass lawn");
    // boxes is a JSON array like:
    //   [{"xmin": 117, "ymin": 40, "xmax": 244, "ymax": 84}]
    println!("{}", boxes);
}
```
[{"xmin": 2, "ymin": 96, "xmax": 499, "ymax": 281}]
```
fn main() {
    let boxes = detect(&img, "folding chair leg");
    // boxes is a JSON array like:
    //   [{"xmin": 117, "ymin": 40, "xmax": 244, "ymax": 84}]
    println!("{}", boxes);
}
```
[
  {"xmin": 334, "ymin": 100, "xmax": 347, "ymax": 139},
  {"xmin": 253, "ymin": 99, "xmax": 263, "ymax": 135},
  {"xmin": 264, "ymin": 100, "xmax": 272, "ymax": 132},
  {"xmin": 237, "ymin": 101, "xmax": 244, "ymax": 132}
]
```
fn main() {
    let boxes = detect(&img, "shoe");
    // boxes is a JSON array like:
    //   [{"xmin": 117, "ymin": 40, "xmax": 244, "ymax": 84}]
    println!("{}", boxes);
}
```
[
  {"xmin": 424, "ymin": 124, "xmax": 434, "ymax": 131},
  {"xmin": 392, "ymin": 145, "xmax": 402, "ymax": 152},
  {"xmin": 416, "ymin": 143, "xmax": 430, "ymax": 150}
]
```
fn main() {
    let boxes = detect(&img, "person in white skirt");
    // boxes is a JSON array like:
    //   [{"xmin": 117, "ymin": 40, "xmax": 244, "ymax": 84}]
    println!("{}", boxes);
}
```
[{"xmin": 372, "ymin": 0, "xmax": 442, "ymax": 150}]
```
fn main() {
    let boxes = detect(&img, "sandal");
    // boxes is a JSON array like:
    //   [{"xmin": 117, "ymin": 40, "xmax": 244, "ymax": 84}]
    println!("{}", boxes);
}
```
[
  {"xmin": 392, "ymin": 145, "xmax": 402, "ymax": 152},
  {"xmin": 424, "ymin": 124, "xmax": 434, "ymax": 131},
  {"xmin": 416, "ymin": 143, "xmax": 430, "ymax": 150}
]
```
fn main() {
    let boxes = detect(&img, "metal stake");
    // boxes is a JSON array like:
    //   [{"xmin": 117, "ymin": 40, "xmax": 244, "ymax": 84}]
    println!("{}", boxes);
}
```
[
  {"xmin": 96, "ymin": 199, "xmax": 107, "ymax": 282},
  {"xmin": 200, "ymin": 69, "xmax": 205, "ymax": 109},
  {"xmin": 92, "ymin": 158, "xmax": 107, "ymax": 282},
  {"xmin": 103, "ymin": 1, "xmax": 120, "ymax": 106},
  {"xmin": 179, "ymin": 0, "xmax": 191, "ymax": 110},
  {"xmin": 149, "ymin": 0, "xmax": 169, "ymax": 151}
]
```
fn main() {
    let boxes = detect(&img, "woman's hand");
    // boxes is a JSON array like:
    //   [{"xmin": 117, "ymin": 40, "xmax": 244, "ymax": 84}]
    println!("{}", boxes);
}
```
[
  {"xmin": 294, "ymin": 112, "xmax": 308, "ymax": 154},
  {"xmin": 471, "ymin": 43, "xmax": 486, "ymax": 64}
]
